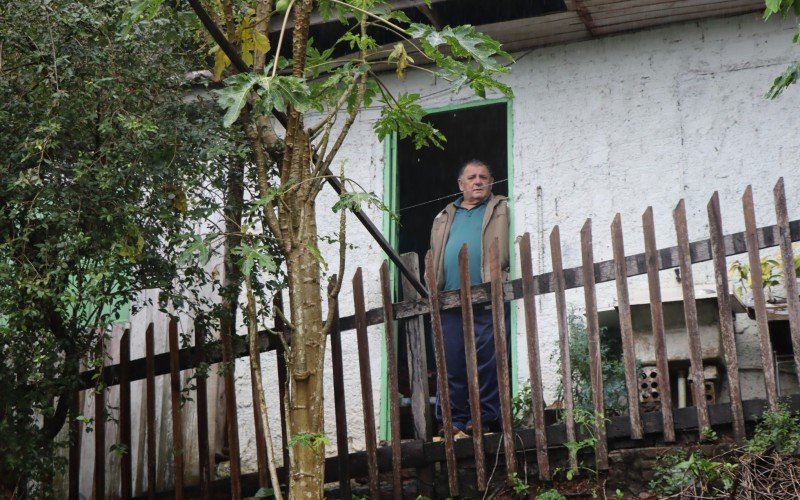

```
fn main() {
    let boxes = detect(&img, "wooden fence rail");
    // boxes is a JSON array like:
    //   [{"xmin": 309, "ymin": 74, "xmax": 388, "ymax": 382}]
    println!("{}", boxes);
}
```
[{"xmin": 72, "ymin": 179, "xmax": 800, "ymax": 498}]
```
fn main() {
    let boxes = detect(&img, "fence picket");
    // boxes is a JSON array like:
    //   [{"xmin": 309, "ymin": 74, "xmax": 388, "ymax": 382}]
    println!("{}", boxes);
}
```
[
  {"xmin": 708, "ymin": 192, "xmax": 746, "ymax": 443},
  {"xmin": 611, "ymin": 215, "xmax": 643, "ymax": 439},
  {"xmin": 69, "ymin": 388, "xmax": 80, "ymax": 500},
  {"xmin": 424, "ymin": 251, "xmax": 460, "ymax": 496},
  {"xmin": 642, "ymin": 207, "xmax": 676, "ymax": 442},
  {"xmin": 518, "ymin": 233, "xmax": 550, "ymax": 480},
  {"xmin": 457, "ymin": 245, "xmax": 488, "ymax": 490},
  {"xmin": 380, "ymin": 262, "xmax": 403, "ymax": 500},
  {"xmin": 328, "ymin": 277, "xmax": 352, "ymax": 499},
  {"xmin": 673, "ymin": 200, "xmax": 710, "ymax": 431},
  {"xmin": 94, "ymin": 335, "xmax": 106, "ymax": 500},
  {"xmin": 120, "ymin": 329, "xmax": 132, "ymax": 499},
  {"xmin": 399, "ymin": 252, "xmax": 435, "ymax": 497},
  {"xmin": 168, "ymin": 318, "xmax": 185, "ymax": 499},
  {"xmin": 580, "ymin": 220, "xmax": 609, "ymax": 470},
  {"xmin": 743, "ymin": 185, "xmax": 779, "ymax": 411},
  {"xmin": 490, "ymin": 238, "xmax": 517, "ymax": 477},
  {"xmin": 249, "ymin": 332, "xmax": 269, "ymax": 491},
  {"xmin": 550, "ymin": 226, "xmax": 578, "ymax": 471},
  {"xmin": 773, "ymin": 178, "xmax": 800, "ymax": 388},
  {"xmin": 145, "ymin": 323, "xmax": 156, "ymax": 499},
  {"xmin": 194, "ymin": 321, "xmax": 212, "ymax": 500},
  {"xmin": 353, "ymin": 268, "xmax": 381, "ymax": 498},
  {"xmin": 220, "ymin": 312, "xmax": 242, "ymax": 499}
]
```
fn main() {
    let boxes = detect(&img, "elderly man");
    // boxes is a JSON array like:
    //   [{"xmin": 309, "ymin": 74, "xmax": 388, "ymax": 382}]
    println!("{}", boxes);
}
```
[{"xmin": 429, "ymin": 159, "xmax": 510, "ymax": 435}]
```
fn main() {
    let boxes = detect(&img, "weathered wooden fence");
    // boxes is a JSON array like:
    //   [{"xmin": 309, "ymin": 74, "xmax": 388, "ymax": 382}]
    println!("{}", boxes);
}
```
[{"xmin": 71, "ymin": 178, "xmax": 800, "ymax": 498}]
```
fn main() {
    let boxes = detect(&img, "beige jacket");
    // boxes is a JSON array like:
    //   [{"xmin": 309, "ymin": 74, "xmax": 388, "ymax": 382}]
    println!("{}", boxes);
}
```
[{"xmin": 429, "ymin": 194, "xmax": 510, "ymax": 291}]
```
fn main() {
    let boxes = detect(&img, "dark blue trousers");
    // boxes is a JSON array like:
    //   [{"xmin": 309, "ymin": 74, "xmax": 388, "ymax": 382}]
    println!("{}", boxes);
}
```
[{"xmin": 435, "ymin": 303, "xmax": 511, "ymax": 431}]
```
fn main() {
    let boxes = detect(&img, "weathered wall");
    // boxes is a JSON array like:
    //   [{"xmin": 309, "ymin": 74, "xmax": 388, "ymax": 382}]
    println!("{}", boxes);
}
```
[
  {"xmin": 131, "ymin": 10, "xmax": 800, "ymax": 485},
  {"xmin": 305, "ymin": 8, "xmax": 800, "ymax": 427}
]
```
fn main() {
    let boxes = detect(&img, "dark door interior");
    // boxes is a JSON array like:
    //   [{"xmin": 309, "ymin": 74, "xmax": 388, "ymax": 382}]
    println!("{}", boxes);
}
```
[
  {"xmin": 393, "ymin": 102, "xmax": 509, "ymax": 436},
  {"xmin": 396, "ymin": 102, "xmax": 509, "ymax": 282}
]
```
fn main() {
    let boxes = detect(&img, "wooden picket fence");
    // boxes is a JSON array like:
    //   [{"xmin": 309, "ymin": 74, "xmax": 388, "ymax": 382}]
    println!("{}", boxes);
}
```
[{"xmin": 71, "ymin": 178, "xmax": 800, "ymax": 499}]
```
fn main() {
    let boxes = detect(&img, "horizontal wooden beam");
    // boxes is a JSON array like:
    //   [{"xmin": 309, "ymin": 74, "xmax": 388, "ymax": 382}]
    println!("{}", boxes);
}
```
[
  {"xmin": 338, "ymin": 218, "xmax": 800, "ymax": 331},
  {"xmin": 135, "ymin": 394, "xmax": 800, "ymax": 499}
]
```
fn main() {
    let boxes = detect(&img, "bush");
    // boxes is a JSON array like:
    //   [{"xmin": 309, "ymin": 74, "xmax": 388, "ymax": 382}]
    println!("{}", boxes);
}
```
[
  {"xmin": 649, "ymin": 449, "xmax": 737, "ymax": 497},
  {"xmin": 748, "ymin": 403, "xmax": 800, "ymax": 455},
  {"xmin": 553, "ymin": 311, "xmax": 630, "ymax": 416},
  {"xmin": 535, "ymin": 489, "xmax": 566, "ymax": 500}
]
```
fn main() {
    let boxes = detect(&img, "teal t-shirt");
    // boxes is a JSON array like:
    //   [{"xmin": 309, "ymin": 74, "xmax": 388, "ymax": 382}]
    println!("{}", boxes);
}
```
[{"xmin": 442, "ymin": 196, "xmax": 489, "ymax": 291}]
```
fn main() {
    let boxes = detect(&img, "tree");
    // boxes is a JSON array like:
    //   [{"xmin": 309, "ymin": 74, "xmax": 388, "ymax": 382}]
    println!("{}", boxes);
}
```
[
  {"xmin": 764, "ymin": 0, "xmax": 800, "ymax": 98},
  {"xmin": 124, "ymin": 0, "xmax": 514, "ymax": 496},
  {"xmin": 0, "ymin": 1, "xmax": 237, "ymax": 495}
]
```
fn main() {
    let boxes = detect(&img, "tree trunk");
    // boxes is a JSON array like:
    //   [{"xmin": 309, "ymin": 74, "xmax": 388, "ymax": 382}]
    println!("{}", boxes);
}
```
[{"xmin": 285, "ymin": 201, "xmax": 327, "ymax": 498}]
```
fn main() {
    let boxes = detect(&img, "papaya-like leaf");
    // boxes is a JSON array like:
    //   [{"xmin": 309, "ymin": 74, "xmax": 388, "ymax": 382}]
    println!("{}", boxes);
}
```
[{"xmin": 215, "ymin": 73, "xmax": 259, "ymax": 127}]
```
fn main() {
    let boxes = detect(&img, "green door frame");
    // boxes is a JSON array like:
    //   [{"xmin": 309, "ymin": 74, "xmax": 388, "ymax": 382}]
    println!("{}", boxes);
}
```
[{"xmin": 379, "ymin": 97, "xmax": 516, "ymax": 440}]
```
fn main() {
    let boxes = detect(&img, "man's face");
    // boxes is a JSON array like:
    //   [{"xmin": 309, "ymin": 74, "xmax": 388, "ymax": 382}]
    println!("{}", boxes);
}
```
[{"xmin": 458, "ymin": 164, "xmax": 493, "ymax": 206}]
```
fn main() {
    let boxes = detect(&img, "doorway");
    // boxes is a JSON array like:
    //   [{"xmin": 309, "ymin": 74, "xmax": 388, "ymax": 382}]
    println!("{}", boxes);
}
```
[{"xmin": 381, "ymin": 99, "xmax": 515, "ymax": 438}]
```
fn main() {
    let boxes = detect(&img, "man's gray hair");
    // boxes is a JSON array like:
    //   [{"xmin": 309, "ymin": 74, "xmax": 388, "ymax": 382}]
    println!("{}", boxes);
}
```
[{"xmin": 457, "ymin": 159, "xmax": 493, "ymax": 179}]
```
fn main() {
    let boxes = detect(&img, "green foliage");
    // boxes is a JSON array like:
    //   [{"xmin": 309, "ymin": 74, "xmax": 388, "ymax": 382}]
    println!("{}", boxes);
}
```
[
  {"xmin": 0, "ymin": 0, "xmax": 237, "ymax": 494},
  {"xmin": 332, "ymin": 191, "xmax": 398, "ymax": 222},
  {"xmin": 729, "ymin": 249, "xmax": 799, "ymax": 300},
  {"xmin": 561, "ymin": 408, "xmax": 606, "ymax": 481},
  {"xmin": 649, "ymin": 450, "xmax": 737, "ymax": 497},
  {"xmin": 288, "ymin": 432, "xmax": 330, "ymax": 455},
  {"xmin": 535, "ymin": 489, "xmax": 566, "ymax": 500},
  {"xmin": 747, "ymin": 403, "xmax": 800, "ymax": 454},
  {"xmin": 216, "ymin": 73, "xmax": 312, "ymax": 127},
  {"xmin": 512, "ymin": 383, "xmax": 533, "ymax": 428},
  {"xmin": 373, "ymin": 93, "xmax": 446, "ymax": 149},
  {"xmin": 764, "ymin": 0, "xmax": 800, "ymax": 97},
  {"xmin": 553, "ymin": 311, "xmax": 630, "ymax": 416},
  {"xmin": 509, "ymin": 472, "xmax": 530, "ymax": 497},
  {"xmin": 700, "ymin": 426, "xmax": 719, "ymax": 443}
]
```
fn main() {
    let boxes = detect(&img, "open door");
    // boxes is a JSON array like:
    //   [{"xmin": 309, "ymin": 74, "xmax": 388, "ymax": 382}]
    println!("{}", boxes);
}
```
[{"xmin": 389, "ymin": 100, "xmax": 512, "ymax": 438}]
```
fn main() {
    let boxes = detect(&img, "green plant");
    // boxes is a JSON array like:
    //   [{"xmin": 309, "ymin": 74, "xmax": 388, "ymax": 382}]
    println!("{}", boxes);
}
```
[
  {"xmin": 747, "ymin": 403, "xmax": 800, "ymax": 454},
  {"xmin": 509, "ymin": 472, "xmax": 530, "ymax": 497},
  {"xmin": 512, "ymin": 382, "xmax": 533, "ymax": 428},
  {"xmin": 287, "ymin": 432, "xmax": 330, "ymax": 456},
  {"xmin": 562, "ymin": 408, "xmax": 606, "ymax": 481},
  {"xmin": 614, "ymin": 489, "xmax": 623, "ymax": 499},
  {"xmin": 764, "ymin": 0, "xmax": 800, "ymax": 98},
  {"xmin": 535, "ymin": 489, "xmax": 566, "ymax": 500},
  {"xmin": 552, "ymin": 311, "xmax": 630, "ymax": 417},
  {"xmin": 649, "ymin": 450, "xmax": 737, "ymax": 497},
  {"xmin": 700, "ymin": 426, "xmax": 718, "ymax": 443}
]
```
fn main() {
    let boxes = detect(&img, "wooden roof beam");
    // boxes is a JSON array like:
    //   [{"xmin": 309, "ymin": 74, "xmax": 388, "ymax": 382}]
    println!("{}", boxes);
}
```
[
  {"xmin": 268, "ymin": 0, "xmax": 450, "ymax": 33},
  {"xmin": 564, "ymin": 0, "xmax": 599, "ymax": 35}
]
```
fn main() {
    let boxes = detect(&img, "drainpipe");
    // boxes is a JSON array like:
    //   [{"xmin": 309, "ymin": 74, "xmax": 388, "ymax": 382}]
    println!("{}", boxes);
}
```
[{"xmin": 677, "ymin": 370, "xmax": 687, "ymax": 408}]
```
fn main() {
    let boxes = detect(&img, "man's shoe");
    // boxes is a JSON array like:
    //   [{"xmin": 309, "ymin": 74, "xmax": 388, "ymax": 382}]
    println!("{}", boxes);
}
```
[{"xmin": 438, "ymin": 425, "xmax": 469, "ymax": 440}]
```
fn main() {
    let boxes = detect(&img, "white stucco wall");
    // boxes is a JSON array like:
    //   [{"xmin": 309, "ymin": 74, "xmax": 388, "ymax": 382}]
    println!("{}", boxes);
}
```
[{"xmin": 233, "ymin": 11, "xmax": 800, "ymax": 474}]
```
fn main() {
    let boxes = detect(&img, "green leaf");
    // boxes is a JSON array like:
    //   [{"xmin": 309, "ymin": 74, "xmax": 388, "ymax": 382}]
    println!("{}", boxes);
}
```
[
  {"xmin": 766, "ymin": 61, "xmax": 800, "ymax": 99},
  {"xmin": 215, "ymin": 73, "xmax": 259, "ymax": 127},
  {"xmin": 233, "ymin": 243, "xmax": 277, "ymax": 276},
  {"xmin": 766, "ymin": 0, "xmax": 782, "ymax": 14},
  {"xmin": 255, "ymin": 487, "xmax": 275, "ymax": 498},
  {"xmin": 253, "ymin": 73, "xmax": 313, "ymax": 115},
  {"xmin": 332, "ymin": 191, "xmax": 399, "ymax": 222},
  {"xmin": 373, "ymin": 93, "xmax": 446, "ymax": 149}
]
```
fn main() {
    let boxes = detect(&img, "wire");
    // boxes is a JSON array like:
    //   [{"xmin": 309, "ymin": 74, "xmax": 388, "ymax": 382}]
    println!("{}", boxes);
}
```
[{"xmin": 397, "ymin": 178, "xmax": 508, "ymax": 212}]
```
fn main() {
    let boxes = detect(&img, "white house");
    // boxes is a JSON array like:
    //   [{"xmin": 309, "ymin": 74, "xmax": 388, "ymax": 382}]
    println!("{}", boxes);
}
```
[{"xmin": 77, "ymin": 1, "xmax": 800, "ymax": 495}]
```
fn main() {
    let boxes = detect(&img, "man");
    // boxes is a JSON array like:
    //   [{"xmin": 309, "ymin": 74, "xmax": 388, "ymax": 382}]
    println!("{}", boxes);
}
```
[{"xmin": 429, "ymin": 159, "xmax": 510, "ymax": 435}]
